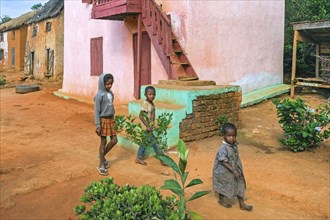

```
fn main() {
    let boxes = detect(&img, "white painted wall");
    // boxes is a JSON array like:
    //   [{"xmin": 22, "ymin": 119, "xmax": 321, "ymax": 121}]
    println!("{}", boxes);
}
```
[{"xmin": 0, "ymin": 32, "xmax": 8, "ymax": 67}]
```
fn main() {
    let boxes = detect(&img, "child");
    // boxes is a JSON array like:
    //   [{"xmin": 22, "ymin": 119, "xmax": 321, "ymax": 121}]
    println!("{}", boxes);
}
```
[
  {"xmin": 135, "ymin": 86, "xmax": 167, "ymax": 166},
  {"xmin": 94, "ymin": 73, "xmax": 118, "ymax": 176},
  {"xmin": 212, "ymin": 123, "xmax": 253, "ymax": 211}
]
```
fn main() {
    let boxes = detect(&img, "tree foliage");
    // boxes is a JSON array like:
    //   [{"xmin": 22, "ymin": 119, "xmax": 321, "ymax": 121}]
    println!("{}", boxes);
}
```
[
  {"xmin": 0, "ymin": 15, "xmax": 12, "ymax": 24},
  {"xmin": 31, "ymin": 3, "xmax": 43, "ymax": 11},
  {"xmin": 284, "ymin": 0, "xmax": 330, "ymax": 76}
]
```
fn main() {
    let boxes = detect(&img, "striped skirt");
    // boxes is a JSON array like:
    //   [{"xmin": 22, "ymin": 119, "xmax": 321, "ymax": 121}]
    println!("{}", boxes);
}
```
[{"xmin": 100, "ymin": 118, "xmax": 116, "ymax": 137}]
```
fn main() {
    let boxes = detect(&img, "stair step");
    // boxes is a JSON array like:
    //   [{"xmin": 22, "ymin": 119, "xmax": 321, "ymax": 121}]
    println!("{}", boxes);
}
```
[
  {"xmin": 178, "ymin": 75, "xmax": 199, "ymax": 81},
  {"xmin": 171, "ymin": 62, "xmax": 190, "ymax": 65}
]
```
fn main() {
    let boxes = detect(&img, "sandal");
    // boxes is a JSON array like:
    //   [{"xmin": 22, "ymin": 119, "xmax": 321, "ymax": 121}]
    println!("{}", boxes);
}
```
[
  {"xmin": 96, "ymin": 167, "xmax": 108, "ymax": 176},
  {"xmin": 104, "ymin": 160, "xmax": 110, "ymax": 169}
]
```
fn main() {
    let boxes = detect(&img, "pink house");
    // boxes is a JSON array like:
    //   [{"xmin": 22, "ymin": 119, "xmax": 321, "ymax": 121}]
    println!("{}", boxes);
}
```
[{"xmin": 59, "ymin": 0, "xmax": 284, "ymax": 104}]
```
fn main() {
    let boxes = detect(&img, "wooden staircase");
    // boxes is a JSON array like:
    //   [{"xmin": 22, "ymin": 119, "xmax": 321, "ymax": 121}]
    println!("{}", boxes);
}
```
[{"xmin": 141, "ymin": 0, "xmax": 198, "ymax": 80}]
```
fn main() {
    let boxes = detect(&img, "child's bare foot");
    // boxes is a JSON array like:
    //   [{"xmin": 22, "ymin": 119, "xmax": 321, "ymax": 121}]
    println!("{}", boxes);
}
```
[
  {"xmin": 218, "ymin": 199, "xmax": 232, "ymax": 208},
  {"xmin": 135, "ymin": 158, "xmax": 147, "ymax": 166},
  {"xmin": 240, "ymin": 204, "xmax": 253, "ymax": 211}
]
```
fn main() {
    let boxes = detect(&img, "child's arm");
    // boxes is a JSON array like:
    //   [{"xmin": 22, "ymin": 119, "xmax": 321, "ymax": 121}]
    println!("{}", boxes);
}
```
[
  {"xmin": 94, "ymin": 97, "xmax": 102, "ymax": 136},
  {"xmin": 139, "ymin": 111, "xmax": 152, "ymax": 132},
  {"xmin": 221, "ymin": 161, "xmax": 241, "ymax": 180}
]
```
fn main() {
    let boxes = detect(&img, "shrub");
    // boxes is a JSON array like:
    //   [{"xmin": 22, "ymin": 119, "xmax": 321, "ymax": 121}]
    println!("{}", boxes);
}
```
[
  {"xmin": 273, "ymin": 98, "xmax": 330, "ymax": 152},
  {"xmin": 74, "ymin": 177, "xmax": 179, "ymax": 220},
  {"xmin": 115, "ymin": 112, "xmax": 173, "ymax": 151},
  {"xmin": 157, "ymin": 140, "xmax": 210, "ymax": 219},
  {"xmin": 0, "ymin": 75, "xmax": 6, "ymax": 85},
  {"xmin": 215, "ymin": 115, "xmax": 230, "ymax": 135}
]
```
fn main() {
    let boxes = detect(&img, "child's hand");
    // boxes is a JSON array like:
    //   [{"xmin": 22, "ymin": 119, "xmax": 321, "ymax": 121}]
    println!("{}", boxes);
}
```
[
  {"xmin": 233, "ymin": 169, "xmax": 241, "ymax": 181},
  {"xmin": 147, "ymin": 126, "xmax": 153, "ymax": 132},
  {"xmin": 95, "ymin": 128, "xmax": 102, "ymax": 136}
]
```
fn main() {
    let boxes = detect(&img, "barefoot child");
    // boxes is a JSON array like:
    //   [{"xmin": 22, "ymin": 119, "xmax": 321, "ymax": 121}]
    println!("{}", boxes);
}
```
[
  {"xmin": 135, "ymin": 86, "xmax": 167, "ymax": 166},
  {"xmin": 94, "ymin": 73, "xmax": 118, "ymax": 176},
  {"xmin": 213, "ymin": 123, "xmax": 253, "ymax": 211}
]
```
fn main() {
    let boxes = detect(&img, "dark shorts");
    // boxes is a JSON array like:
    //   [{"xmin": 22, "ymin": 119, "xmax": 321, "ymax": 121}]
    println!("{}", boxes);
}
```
[{"xmin": 100, "ymin": 118, "xmax": 116, "ymax": 137}]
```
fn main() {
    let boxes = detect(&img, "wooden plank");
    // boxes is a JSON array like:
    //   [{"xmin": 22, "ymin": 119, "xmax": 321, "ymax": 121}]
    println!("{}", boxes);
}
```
[
  {"xmin": 296, "ymin": 81, "xmax": 330, "ymax": 88},
  {"xmin": 316, "ymin": 44, "xmax": 319, "ymax": 78},
  {"xmin": 292, "ymin": 20, "xmax": 330, "ymax": 31},
  {"xmin": 290, "ymin": 30, "xmax": 298, "ymax": 98}
]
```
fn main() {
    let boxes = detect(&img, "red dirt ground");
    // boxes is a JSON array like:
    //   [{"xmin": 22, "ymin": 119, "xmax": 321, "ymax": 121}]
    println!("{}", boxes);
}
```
[{"xmin": 0, "ymin": 70, "xmax": 329, "ymax": 219}]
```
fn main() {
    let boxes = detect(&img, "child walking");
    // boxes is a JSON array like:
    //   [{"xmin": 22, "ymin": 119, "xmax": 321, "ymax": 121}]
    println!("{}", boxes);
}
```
[
  {"xmin": 213, "ymin": 123, "xmax": 253, "ymax": 211},
  {"xmin": 135, "ymin": 86, "xmax": 167, "ymax": 166},
  {"xmin": 94, "ymin": 73, "xmax": 118, "ymax": 176}
]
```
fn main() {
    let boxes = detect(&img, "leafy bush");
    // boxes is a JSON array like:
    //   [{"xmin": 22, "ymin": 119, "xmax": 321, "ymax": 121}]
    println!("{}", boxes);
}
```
[
  {"xmin": 273, "ymin": 98, "xmax": 330, "ymax": 152},
  {"xmin": 157, "ymin": 140, "xmax": 210, "ymax": 219},
  {"xmin": 115, "ymin": 112, "xmax": 173, "ymax": 151},
  {"xmin": 215, "ymin": 115, "xmax": 230, "ymax": 135},
  {"xmin": 74, "ymin": 177, "xmax": 179, "ymax": 220}
]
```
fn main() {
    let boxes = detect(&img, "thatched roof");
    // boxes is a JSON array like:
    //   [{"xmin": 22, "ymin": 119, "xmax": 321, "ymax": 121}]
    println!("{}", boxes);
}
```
[
  {"xmin": 0, "ymin": 11, "xmax": 37, "ymax": 32},
  {"xmin": 27, "ymin": 0, "xmax": 64, "ymax": 24}
]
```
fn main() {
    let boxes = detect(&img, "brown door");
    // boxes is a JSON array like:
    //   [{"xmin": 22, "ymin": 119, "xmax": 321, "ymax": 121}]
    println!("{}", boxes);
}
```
[{"xmin": 133, "ymin": 32, "xmax": 151, "ymax": 99}]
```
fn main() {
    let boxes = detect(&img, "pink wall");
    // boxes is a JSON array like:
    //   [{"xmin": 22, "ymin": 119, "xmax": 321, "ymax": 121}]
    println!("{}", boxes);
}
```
[
  {"xmin": 62, "ymin": 0, "xmax": 284, "ymax": 103},
  {"xmin": 161, "ymin": 0, "xmax": 285, "ymax": 94},
  {"xmin": 62, "ymin": 1, "xmax": 167, "ymax": 104}
]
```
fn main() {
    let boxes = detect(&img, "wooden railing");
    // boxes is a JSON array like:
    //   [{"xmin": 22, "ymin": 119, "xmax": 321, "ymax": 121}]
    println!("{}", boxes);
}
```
[
  {"xmin": 142, "ymin": 0, "xmax": 173, "ymax": 56},
  {"xmin": 93, "ymin": 0, "xmax": 110, "ymax": 5}
]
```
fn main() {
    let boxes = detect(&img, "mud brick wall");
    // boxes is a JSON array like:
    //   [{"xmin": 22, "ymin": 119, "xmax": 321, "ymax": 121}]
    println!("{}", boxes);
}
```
[{"xmin": 179, "ymin": 91, "xmax": 241, "ymax": 142}]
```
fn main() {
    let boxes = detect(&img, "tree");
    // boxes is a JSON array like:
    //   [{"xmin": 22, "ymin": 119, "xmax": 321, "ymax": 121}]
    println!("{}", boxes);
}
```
[
  {"xmin": 0, "ymin": 15, "xmax": 12, "ymax": 24},
  {"xmin": 284, "ymin": 0, "xmax": 330, "ymax": 77},
  {"xmin": 31, "ymin": 3, "xmax": 43, "ymax": 11}
]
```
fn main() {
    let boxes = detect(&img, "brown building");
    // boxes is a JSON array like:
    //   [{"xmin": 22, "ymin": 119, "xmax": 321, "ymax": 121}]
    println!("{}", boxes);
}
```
[
  {"xmin": 0, "ymin": 11, "xmax": 37, "ymax": 71},
  {"xmin": 25, "ymin": 0, "xmax": 64, "ymax": 79}
]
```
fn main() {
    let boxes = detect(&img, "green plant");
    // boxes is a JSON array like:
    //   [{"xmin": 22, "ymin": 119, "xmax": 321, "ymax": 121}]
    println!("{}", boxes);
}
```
[
  {"xmin": 0, "ymin": 75, "xmax": 6, "ymax": 85},
  {"xmin": 273, "ymin": 98, "xmax": 330, "ymax": 152},
  {"xmin": 114, "ymin": 112, "xmax": 173, "ymax": 151},
  {"xmin": 74, "ymin": 177, "xmax": 180, "ymax": 220},
  {"xmin": 215, "ymin": 115, "xmax": 230, "ymax": 135},
  {"xmin": 156, "ymin": 140, "xmax": 210, "ymax": 220}
]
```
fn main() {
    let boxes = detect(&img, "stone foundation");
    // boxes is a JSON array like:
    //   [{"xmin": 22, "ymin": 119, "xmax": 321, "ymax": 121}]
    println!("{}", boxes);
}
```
[{"xmin": 179, "ymin": 91, "xmax": 242, "ymax": 142}]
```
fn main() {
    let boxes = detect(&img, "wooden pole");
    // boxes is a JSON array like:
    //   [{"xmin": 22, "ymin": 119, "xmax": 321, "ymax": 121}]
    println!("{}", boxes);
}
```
[
  {"xmin": 290, "ymin": 30, "xmax": 298, "ymax": 98},
  {"xmin": 315, "ymin": 44, "xmax": 320, "ymax": 78},
  {"xmin": 137, "ymin": 14, "xmax": 142, "ymax": 98}
]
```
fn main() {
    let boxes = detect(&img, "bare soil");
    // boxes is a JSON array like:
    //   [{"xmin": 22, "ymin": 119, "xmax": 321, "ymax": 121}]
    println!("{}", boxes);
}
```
[{"xmin": 0, "ymin": 70, "xmax": 329, "ymax": 219}]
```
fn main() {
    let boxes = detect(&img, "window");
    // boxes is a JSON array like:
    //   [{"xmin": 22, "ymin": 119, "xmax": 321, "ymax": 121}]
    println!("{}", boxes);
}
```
[
  {"xmin": 12, "ymin": 31, "xmax": 15, "ymax": 40},
  {"xmin": 45, "ymin": 22, "xmax": 52, "ymax": 32},
  {"xmin": 0, "ymin": 33, "xmax": 3, "ymax": 42},
  {"xmin": 32, "ymin": 26, "xmax": 38, "ymax": 37},
  {"xmin": 0, "ymin": 49, "xmax": 4, "ymax": 60},
  {"xmin": 90, "ymin": 37, "xmax": 103, "ymax": 76}
]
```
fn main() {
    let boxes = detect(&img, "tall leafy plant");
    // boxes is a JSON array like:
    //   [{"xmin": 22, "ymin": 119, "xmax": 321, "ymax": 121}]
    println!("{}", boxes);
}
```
[
  {"xmin": 115, "ymin": 112, "xmax": 173, "ymax": 151},
  {"xmin": 156, "ymin": 140, "xmax": 210, "ymax": 220},
  {"xmin": 273, "ymin": 98, "xmax": 330, "ymax": 152}
]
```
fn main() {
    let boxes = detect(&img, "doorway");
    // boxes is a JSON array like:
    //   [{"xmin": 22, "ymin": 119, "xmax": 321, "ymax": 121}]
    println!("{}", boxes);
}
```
[{"xmin": 133, "ymin": 32, "xmax": 151, "ymax": 99}]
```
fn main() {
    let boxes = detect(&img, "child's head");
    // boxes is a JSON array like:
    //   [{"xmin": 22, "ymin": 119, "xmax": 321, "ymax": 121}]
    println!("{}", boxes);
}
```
[
  {"xmin": 103, "ymin": 74, "xmax": 114, "ymax": 92},
  {"xmin": 144, "ymin": 86, "xmax": 156, "ymax": 102},
  {"xmin": 222, "ymin": 123, "xmax": 237, "ymax": 145}
]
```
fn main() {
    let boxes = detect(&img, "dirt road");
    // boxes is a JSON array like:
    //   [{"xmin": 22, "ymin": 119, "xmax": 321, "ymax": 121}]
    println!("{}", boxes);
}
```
[{"xmin": 0, "ymin": 73, "xmax": 329, "ymax": 219}]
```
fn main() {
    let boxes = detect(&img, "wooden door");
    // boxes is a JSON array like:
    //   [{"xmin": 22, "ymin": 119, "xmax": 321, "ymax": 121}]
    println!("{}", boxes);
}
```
[
  {"xmin": 11, "ymin": 47, "xmax": 15, "ymax": 67},
  {"xmin": 133, "ymin": 32, "xmax": 151, "ymax": 99}
]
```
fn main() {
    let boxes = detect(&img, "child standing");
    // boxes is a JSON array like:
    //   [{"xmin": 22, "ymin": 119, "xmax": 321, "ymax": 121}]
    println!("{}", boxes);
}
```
[
  {"xmin": 213, "ymin": 123, "xmax": 253, "ymax": 211},
  {"xmin": 94, "ymin": 73, "xmax": 118, "ymax": 176},
  {"xmin": 135, "ymin": 86, "xmax": 167, "ymax": 166}
]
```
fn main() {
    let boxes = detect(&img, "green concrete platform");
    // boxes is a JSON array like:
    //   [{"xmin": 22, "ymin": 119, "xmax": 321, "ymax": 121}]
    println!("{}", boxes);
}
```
[{"xmin": 241, "ymin": 84, "xmax": 290, "ymax": 108}]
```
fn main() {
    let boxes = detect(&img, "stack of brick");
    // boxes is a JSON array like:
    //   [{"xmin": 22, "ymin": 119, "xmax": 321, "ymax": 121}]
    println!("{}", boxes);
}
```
[{"xmin": 179, "ymin": 91, "xmax": 241, "ymax": 142}]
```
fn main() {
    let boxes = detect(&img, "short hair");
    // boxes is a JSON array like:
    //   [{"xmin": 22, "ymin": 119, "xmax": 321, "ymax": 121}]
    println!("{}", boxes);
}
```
[
  {"xmin": 221, "ymin": 123, "xmax": 237, "ymax": 135},
  {"xmin": 103, "ymin": 74, "xmax": 114, "ymax": 85},
  {"xmin": 144, "ymin": 86, "xmax": 155, "ymax": 94}
]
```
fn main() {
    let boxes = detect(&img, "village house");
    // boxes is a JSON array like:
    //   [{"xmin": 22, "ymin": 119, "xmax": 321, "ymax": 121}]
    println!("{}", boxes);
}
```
[
  {"xmin": 24, "ymin": 0, "xmax": 64, "ymax": 79},
  {"xmin": 57, "ymin": 0, "xmax": 285, "ymax": 144},
  {"xmin": 0, "ymin": 31, "xmax": 8, "ymax": 70},
  {"xmin": 0, "ymin": 11, "xmax": 37, "ymax": 71}
]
